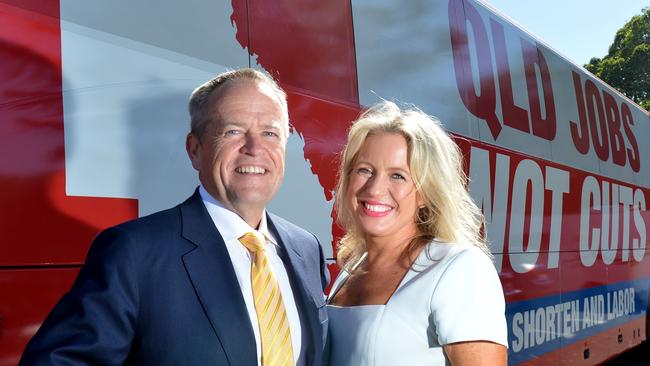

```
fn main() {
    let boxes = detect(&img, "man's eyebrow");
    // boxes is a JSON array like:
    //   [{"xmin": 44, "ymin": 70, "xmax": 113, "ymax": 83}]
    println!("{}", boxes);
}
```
[
  {"xmin": 261, "ymin": 123, "xmax": 282, "ymax": 131},
  {"xmin": 218, "ymin": 121, "xmax": 284, "ymax": 131},
  {"xmin": 213, "ymin": 121, "xmax": 245, "ymax": 131}
]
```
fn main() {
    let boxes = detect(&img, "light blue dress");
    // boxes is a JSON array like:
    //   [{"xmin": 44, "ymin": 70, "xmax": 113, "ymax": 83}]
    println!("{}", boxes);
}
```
[{"xmin": 326, "ymin": 241, "xmax": 508, "ymax": 365}]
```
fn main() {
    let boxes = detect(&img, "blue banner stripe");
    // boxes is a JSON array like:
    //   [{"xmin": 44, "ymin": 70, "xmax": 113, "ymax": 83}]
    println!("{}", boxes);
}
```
[{"xmin": 506, "ymin": 277, "xmax": 650, "ymax": 364}]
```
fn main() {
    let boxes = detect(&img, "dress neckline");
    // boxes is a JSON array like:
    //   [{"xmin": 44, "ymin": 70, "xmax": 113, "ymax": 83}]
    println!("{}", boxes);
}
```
[
  {"xmin": 326, "ymin": 242, "xmax": 437, "ymax": 307},
  {"xmin": 326, "ymin": 303, "xmax": 384, "ymax": 309}
]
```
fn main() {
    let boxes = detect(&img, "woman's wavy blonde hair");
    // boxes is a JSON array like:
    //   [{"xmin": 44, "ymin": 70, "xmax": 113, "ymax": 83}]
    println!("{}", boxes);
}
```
[{"xmin": 334, "ymin": 101, "xmax": 489, "ymax": 271}]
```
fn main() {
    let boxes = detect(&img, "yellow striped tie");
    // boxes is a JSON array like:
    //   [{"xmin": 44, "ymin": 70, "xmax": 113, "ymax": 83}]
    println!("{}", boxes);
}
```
[{"xmin": 239, "ymin": 231, "xmax": 294, "ymax": 366}]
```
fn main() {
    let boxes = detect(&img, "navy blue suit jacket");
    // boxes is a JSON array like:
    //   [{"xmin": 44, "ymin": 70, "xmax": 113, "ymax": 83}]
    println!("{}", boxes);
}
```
[{"xmin": 21, "ymin": 190, "xmax": 329, "ymax": 365}]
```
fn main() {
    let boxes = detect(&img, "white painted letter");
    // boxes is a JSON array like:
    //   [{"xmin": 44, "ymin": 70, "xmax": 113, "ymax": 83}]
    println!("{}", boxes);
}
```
[
  {"xmin": 632, "ymin": 189, "xmax": 646, "ymax": 262},
  {"xmin": 619, "ymin": 185, "xmax": 633, "ymax": 261},
  {"xmin": 509, "ymin": 159, "xmax": 544, "ymax": 273},
  {"xmin": 580, "ymin": 176, "xmax": 600, "ymax": 266},
  {"xmin": 601, "ymin": 182, "xmax": 618, "ymax": 264},
  {"xmin": 512, "ymin": 312, "xmax": 523, "ymax": 352},
  {"xmin": 545, "ymin": 166, "xmax": 569, "ymax": 268}
]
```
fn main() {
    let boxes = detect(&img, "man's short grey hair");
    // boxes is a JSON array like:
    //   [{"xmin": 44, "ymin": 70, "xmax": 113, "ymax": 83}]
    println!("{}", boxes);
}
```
[{"xmin": 188, "ymin": 68, "xmax": 289, "ymax": 139}]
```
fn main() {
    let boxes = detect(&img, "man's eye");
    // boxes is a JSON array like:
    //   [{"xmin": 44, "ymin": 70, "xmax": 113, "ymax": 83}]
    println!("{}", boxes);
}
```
[
  {"xmin": 263, "ymin": 131, "xmax": 279, "ymax": 137},
  {"xmin": 224, "ymin": 130, "xmax": 240, "ymax": 136}
]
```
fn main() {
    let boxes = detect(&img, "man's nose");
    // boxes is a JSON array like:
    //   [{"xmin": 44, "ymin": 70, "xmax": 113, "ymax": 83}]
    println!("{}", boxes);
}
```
[{"xmin": 240, "ymin": 133, "xmax": 262, "ymax": 155}]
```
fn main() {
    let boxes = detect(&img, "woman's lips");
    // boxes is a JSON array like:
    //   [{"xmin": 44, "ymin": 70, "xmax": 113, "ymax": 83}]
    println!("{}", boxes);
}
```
[{"xmin": 361, "ymin": 201, "xmax": 393, "ymax": 217}]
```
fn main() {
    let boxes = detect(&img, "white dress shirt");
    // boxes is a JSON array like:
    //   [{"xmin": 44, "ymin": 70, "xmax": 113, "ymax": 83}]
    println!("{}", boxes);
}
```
[{"xmin": 199, "ymin": 186, "xmax": 301, "ymax": 365}]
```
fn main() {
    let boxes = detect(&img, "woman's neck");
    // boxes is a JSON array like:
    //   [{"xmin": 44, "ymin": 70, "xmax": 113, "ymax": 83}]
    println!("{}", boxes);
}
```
[{"xmin": 364, "ymin": 234, "xmax": 418, "ymax": 271}]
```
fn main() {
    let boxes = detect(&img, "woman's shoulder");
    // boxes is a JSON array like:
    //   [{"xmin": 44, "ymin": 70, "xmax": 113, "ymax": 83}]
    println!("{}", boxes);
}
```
[
  {"xmin": 415, "ymin": 239, "xmax": 493, "ymax": 271},
  {"xmin": 422, "ymin": 240, "xmax": 504, "ymax": 311},
  {"xmin": 425, "ymin": 240, "xmax": 508, "ymax": 346},
  {"xmin": 409, "ymin": 240, "xmax": 501, "ymax": 299}
]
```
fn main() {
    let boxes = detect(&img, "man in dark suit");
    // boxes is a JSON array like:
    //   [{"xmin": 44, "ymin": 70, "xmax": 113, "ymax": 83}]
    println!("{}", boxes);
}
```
[{"xmin": 21, "ymin": 69, "xmax": 329, "ymax": 365}]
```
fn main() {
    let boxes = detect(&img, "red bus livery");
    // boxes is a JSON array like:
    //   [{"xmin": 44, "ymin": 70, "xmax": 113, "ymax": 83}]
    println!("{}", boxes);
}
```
[{"xmin": 0, "ymin": 0, "xmax": 648, "ymax": 365}]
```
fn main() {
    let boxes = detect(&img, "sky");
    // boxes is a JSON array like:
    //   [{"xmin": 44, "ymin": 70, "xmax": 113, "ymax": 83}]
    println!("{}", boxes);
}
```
[{"xmin": 482, "ymin": 0, "xmax": 648, "ymax": 66}]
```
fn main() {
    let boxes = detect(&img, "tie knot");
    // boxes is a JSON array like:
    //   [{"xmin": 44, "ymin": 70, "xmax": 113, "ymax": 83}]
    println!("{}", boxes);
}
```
[{"xmin": 239, "ymin": 231, "xmax": 265, "ymax": 253}]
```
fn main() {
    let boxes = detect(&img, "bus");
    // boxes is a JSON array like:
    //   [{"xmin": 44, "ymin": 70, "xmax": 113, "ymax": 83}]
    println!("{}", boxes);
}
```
[{"xmin": 0, "ymin": 0, "xmax": 648, "ymax": 364}]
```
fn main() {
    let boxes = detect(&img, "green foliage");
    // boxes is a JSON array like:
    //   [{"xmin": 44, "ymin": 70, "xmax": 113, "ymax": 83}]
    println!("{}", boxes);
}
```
[{"xmin": 585, "ymin": 7, "xmax": 650, "ymax": 111}]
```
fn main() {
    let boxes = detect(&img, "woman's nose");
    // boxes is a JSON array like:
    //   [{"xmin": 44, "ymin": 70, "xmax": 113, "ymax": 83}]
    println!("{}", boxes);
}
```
[{"xmin": 363, "ymin": 174, "xmax": 388, "ymax": 196}]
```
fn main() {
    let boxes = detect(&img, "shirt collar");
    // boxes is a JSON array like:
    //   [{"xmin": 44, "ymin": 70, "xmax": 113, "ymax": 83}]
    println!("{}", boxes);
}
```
[{"xmin": 199, "ymin": 185, "xmax": 278, "ymax": 246}]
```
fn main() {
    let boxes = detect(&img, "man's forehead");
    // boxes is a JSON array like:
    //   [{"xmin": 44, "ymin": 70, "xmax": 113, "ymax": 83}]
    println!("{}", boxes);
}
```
[
  {"xmin": 210, "ymin": 79, "xmax": 281, "ymax": 105},
  {"xmin": 200, "ymin": 79, "xmax": 288, "ymax": 132},
  {"xmin": 216, "ymin": 119, "xmax": 286, "ymax": 130}
]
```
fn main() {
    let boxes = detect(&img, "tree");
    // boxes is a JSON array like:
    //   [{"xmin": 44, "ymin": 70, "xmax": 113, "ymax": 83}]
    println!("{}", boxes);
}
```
[{"xmin": 585, "ymin": 7, "xmax": 650, "ymax": 111}]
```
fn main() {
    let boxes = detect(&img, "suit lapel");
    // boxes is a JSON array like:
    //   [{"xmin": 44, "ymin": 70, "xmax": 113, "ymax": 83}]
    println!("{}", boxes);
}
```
[
  {"xmin": 267, "ymin": 214, "xmax": 320, "ymax": 365},
  {"xmin": 179, "ymin": 191, "xmax": 256, "ymax": 365}
]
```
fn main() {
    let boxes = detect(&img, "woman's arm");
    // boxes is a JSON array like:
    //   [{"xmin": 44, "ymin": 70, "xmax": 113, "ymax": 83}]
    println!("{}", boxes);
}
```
[{"xmin": 444, "ymin": 341, "xmax": 507, "ymax": 366}]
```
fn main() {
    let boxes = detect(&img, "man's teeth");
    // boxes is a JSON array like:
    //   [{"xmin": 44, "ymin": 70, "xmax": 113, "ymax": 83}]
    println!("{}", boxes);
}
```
[
  {"xmin": 236, "ymin": 166, "xmax": 265, "ymax": 174},
  {"xmin": 364, "ymin": 203, "xmax": 391, "ymax": 212}
]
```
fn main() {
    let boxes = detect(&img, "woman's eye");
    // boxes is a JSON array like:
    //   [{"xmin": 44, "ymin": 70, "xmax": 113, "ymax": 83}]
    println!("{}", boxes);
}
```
[
  {"xmin": 356, "ymin": 167, "xmax": 372, "ymax": 176},
  {"xmin": 391, "ymin": 173, "xmax": 406, "ymax": 180}
]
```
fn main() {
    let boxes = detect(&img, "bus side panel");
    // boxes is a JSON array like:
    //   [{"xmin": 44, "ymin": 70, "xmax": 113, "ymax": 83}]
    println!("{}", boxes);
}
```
[
  {"xmin": 351, "ymin": 1, "xmax": 650, "ymax": 364},
  {"xmin": 0, "ymin": 1, "xmax": 139, "ymax": 267},
  {"xmin": 0, "ymin": 269, "xmax": 79, "ymax": 365},
  {"xmin": 464, "ymin": 139, "xmax": 649, "ymax": 365}
]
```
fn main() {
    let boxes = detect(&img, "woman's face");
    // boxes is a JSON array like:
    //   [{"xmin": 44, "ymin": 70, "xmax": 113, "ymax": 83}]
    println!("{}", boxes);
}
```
[{"xmin": 346, "ymin": 133, "xmax": 422, "ymax": 244}]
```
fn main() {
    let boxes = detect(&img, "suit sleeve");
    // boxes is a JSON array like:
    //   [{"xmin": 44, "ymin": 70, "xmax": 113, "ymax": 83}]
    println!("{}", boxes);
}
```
[
  {"xmin": 315, "ymin": 234, "xmax": 330, "ymax": 291},
  {"xmin": 20, "ymin": 227, "xmax": 139, "ymax": 366}
]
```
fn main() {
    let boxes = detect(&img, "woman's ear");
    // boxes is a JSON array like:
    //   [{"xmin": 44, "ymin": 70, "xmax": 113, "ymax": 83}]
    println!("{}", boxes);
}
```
[{"xmin": 416, "ymin": 193, "xmax": 425, "ymax": 209}]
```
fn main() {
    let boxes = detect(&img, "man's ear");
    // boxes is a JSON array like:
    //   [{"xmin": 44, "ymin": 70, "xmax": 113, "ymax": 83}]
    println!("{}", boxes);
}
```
[{"xmin": 186, "ymin": 133, "xmax": 201, "ymax": 170}]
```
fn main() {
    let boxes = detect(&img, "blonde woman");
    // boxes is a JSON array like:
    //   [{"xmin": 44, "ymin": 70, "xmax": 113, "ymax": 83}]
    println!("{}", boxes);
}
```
[{"xmin": 327, "ymin": 101, "xmax": 508, "ymax": 365}]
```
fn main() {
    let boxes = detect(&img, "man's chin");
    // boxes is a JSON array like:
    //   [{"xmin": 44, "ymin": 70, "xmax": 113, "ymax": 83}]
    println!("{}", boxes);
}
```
[{"xmin": 232, "ymin": 191, "xmax": 277, "ymax": 209}]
